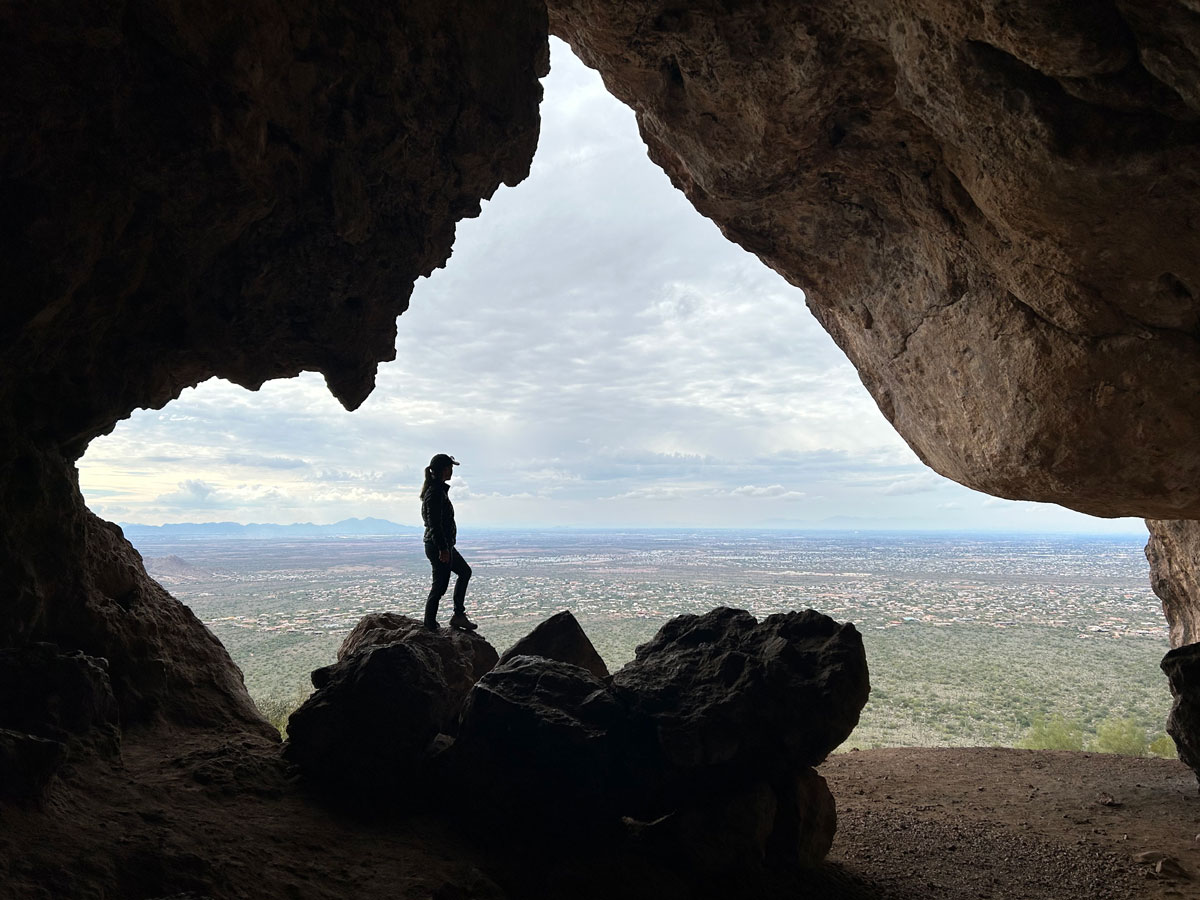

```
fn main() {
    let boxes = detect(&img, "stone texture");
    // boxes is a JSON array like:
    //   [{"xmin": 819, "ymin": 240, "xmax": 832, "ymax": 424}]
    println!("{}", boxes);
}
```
[
  {"xmin": 625, "ymin": 779, "xmax": 779, "ymax": 873},
  {"xmin": 330, "ymin": 612, "xmax": 498, "ymax": 697},
  {"xmin": 284, "ymin": 642, "xmax": 457, "ymax": 794},
  {"xmin": 1146, "ymin": 519, "xmax": 1200, "ymax": 648},
  {"xmin": 766, "ymin": 770, "xmax": 839, "ymax": 868},
  {"xmin": 625, "ymin": 768, "xmax": 836, "ymax": 872},
  {"xmin": 0, "ymin": 643, "xmax": 120, "ymax": 754},
  {"xmin": 1160, "ymin": 643, "xmax": 1200, "ymax": 786},
  {"xmin": 0, "ymin": 0, "xmax": 547, "ymax": 732},
  {"xmin": 0, "ymin": 728, "xmax": 66, "ymax": 803},
  {"xmin": 612, "ymin": 608, "xmax": 869, "ymax": 779},
  {"xmin": 285, "ymin": 619, "xmax": 500, "ymax": 793},
  {"xmin": 449, "ymin": 655, "xmax": 626, "ymax": 831},
  {"xmin": 549, "ymin": 0, "xmax": 1200, "ymax": 518},
  {"xmin": 498, "ymin": 610, "xmax": 611, "ymax": 679}
]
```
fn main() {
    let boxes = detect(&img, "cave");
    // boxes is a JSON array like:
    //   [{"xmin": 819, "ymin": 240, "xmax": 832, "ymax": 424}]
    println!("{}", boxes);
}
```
[{"xmin": 3, "ymin": 1, "xmax": 1200, "ymax": 898}]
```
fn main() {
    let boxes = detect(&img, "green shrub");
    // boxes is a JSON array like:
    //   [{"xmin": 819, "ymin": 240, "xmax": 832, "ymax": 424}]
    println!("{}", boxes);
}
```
[
  {"xmin": 254, "ymin": 689, "xmax": 310, "ymax": 737},
  {"xmin": 1091, "ymin": 717, "xmax": 1148, "ymax": 757},
  {"xmin": 1148, "ymin": 733, "xmax": 1178, "ymax": 759},
  {"xmin": 1017, "ymin": 714, "xmax": 1084, "ymax": 751}
]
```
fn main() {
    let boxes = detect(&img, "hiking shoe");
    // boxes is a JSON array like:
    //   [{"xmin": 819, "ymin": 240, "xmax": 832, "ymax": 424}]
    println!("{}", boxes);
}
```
[
  {"xmin": 424, "ymin": 619, "xmax": 441, "ymax": 632},
  {"xmin": 449, "ymin": 612, "xmax": 478, "ymax": 631}
]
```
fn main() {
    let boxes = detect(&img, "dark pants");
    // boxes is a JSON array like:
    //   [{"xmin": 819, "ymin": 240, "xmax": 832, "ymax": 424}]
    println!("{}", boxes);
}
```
[{"xmin": 424, "ymin": 543, "xmax": 471, "ymax": 622}]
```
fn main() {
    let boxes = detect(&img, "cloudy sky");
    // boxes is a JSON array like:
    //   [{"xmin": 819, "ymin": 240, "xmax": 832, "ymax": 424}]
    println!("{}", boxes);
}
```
[{"xmin": 79, "ymin": 40, "xmax": 1144, "ymax": 535}]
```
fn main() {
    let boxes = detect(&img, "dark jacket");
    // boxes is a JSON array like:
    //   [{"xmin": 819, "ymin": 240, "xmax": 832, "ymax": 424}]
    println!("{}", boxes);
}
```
[{"xmin": 422, "ymin": 481, "xmax": 456, "ymax": 551}]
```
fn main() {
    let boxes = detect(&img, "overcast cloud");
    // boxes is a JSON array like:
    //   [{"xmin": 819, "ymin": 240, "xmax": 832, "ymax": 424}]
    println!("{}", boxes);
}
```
[{"xmin": 78, "ymin": 40, "xmax": 1144, "ymax": 535}]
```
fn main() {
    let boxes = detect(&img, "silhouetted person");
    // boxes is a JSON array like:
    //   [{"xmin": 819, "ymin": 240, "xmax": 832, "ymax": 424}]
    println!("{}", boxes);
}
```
[{"xmin": 420, "ymin": 453, "xmax": 477, "ymax": 631}]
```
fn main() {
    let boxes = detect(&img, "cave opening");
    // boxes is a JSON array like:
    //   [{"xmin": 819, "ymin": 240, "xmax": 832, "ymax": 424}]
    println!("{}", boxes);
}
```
[
  {"xmin": 75, "ymin": 39, "xmax": 1168, "ymax": 755},
  {"xmin": 7, "ymin": 3, "xmax": 1200, "ymax": 895}
]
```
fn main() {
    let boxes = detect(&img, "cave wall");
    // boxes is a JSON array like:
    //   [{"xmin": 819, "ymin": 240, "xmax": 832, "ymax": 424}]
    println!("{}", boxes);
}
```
[
  {"xmin": 5, "ymin": 0, "xmax": 1200, "ymax": 738},
  {"xmin": 1147, "ymin": 519, "xmax": 1200, "ymax": 649},
  {"xmin": 1, "ymin": 0, "xmax": 548, "ymax": 730},
  {"xmin": 548, "ymin": 0, "xmax": 1200, "ymax": 520}
]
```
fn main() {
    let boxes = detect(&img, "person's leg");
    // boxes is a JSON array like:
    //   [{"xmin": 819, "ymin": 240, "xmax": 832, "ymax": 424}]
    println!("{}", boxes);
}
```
[
  {"xmin": 424, "ymin": 544, "xmax": 452, "ymax": 627},
  {"xmin": 449, "ymin": 549, "xmax": 472, "ymax": 614}
]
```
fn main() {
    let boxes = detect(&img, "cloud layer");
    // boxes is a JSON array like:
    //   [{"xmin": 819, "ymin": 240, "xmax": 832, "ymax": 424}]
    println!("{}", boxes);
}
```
[{"xmin": 78, "ymin": 41, "xmax": 1143, "ymax": 535}]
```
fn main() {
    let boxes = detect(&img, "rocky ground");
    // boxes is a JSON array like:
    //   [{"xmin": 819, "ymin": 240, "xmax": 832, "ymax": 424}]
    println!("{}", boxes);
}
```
[{"xmin": 2, "ymin": 734, "xmax": 1198, "ymax": 900}]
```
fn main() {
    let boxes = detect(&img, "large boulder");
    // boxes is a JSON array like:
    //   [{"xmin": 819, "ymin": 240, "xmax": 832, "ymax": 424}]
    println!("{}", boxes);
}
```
[
  {"xmin": 448, "ymin": 655, "xmax": 626, "ymax": 833},
  {"xmin": 1161, "ymin": 642, "xmax": 1200, "ymax": 786},
  {"xmin": 448, "ymin": 607, "xmax": 861, "ymax": 873},
  {"xmin": 625, "ymin": 768, "xmax": 836, "ymax": 874},
  {"xmin": 283, "ymin": 617, "xmax": 499, "ymax": 795},
  {"xmin": 612, "ymin": 608, "xmax": 869, "ymax": 784},
  {"xmin": 324, "ymin": 612, "xmax": 498, "ymax": 701},
  {"xmin": 498, "ymin": 610, "xmax": 610, "ymax": 680}
]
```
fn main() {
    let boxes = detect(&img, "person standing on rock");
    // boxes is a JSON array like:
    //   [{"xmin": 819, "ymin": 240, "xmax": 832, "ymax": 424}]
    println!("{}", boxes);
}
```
[{"xmin": 420, "ymin": 453, "xmax": 477, "ymax": 632}]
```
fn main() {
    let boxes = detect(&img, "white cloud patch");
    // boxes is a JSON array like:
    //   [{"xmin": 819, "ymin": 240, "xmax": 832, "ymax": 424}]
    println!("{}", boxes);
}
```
[
  {"xmin": 730, "ymin": 484, "xmax": 806, "ymax": 499},
  {"xmin": 880, "ymin": 474, "xmax": 944, "ymax": 496}
]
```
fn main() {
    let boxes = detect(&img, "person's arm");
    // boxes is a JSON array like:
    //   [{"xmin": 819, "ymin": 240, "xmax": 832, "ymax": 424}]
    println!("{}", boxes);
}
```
[{"xmin": 429, "ymin": 489, "xmax": 452, "ymax": 557}]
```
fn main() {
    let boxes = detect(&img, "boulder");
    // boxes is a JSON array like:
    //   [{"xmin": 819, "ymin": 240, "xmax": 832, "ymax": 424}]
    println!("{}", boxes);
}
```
[
  {"xmin": 448, "ymin": 655, "xmax": 625, "ymax": 832},
  {"xmin": 623, "ymin": 768, "xmax": 836, "ymax": 874},
  {"xmin": 765, "ymin": 770, "xmax": 838, "ymax": 868},
  {"xmin": 624, "ymin": 779, "xmax": 778, "ymax": 875},
  {"xmin": 320, "ymin": 612, "xmax": 498, "ymax": 698},
  {"xmin": 1161, "ymin": 643, "xmax": 1200, "ymax": 786},
  {"xmin": 612, "ymin": 608, "xmax": 869, "ymax": 782},
  {"xmin": 285, "ymin": 642, "xmax": 459, "ymax": 793},
  {"xmin": 285, "ymin": 616, "xmax": 499, "ymax": 795},
  {"xmin": 498, "ymin": 610, "xmax": 610, "ymax": 679}
]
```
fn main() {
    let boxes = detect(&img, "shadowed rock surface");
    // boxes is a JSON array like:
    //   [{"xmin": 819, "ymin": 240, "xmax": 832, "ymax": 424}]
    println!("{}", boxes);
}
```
[
  {"xmin": 449, "ymin": 654, "xmax": 626, "ymax": 832},
  {"xmin": 0, "ymin": 729, "xmax": 67, "ymax": 803},
  {"xmin": 549, "ymin": 0, "xmax": 1200, "ymax": 519},
  {"xmin": 1161, "ymin": 643, "xmax": 1200, "ymax": 787},
  {"xmin": 497, "ymin": 609, "xmax": 611, "ymax": 679},
  {"xmin": 288, "ymin": 608, "xmax": 861, "ymax": 876},
  {"xmin": 0, "ymin": 643, "xmax": 120, "ymax": 753},
  {"xmin": 613, "ymin": 607, "xmax": 870, "ymax": 776},
  {"xmin": 285, "ymin": 615, "xmax": 498, "ymax": 794},
  {"xmin": 625, "ymin": 768, "xmax": 837, "ymax": 874},
  {"xmin": 334, "ymin": 612, "xmax": 499, "ymax": 695},
  {"xmin": 4, "ymin": 0, "xmax": 1200, "ymax": 892},
  {"xmin": 0, "ymin": 643, "xmax": 121, "ymax": 802},
  {"xmin": 2, "ymin": 0, "xmax": 1199, "ymax": 750},
  {"xmin": 1147, "ymin": 519, "xmax": 1200, "ymax": 648},
  {"xmin": 0, "ymin": 0, "xmax": 547, "ymax": 734}
]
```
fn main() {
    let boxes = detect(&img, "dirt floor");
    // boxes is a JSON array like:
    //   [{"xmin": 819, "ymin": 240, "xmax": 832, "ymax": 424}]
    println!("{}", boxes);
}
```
[
  {"xmin": 2, "ymin": 734, "xmax": 1199, "ymax": 899},
  {"xmin": 824, "ymin": 747, "xmax": 1200, "ymax": 900}
]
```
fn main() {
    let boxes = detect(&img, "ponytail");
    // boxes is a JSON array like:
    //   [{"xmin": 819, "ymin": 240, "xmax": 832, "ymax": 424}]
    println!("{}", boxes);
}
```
[{"xmin": 419, "ymin": 465, "xmax": 436, "ymax": 499}]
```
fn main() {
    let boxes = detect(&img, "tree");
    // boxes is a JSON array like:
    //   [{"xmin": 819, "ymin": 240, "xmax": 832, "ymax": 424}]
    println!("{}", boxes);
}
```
[
  {"xmin": 1148, "ymin": 733, "xmax": 1178, "ymax": 759},
  {"xmin": 1092, "ymin": 717, "xmax": 1148, "ymax": 757},
  {"xmin": 1018, "ymin": 714, "xmax": 1084, "ymax": 751}
]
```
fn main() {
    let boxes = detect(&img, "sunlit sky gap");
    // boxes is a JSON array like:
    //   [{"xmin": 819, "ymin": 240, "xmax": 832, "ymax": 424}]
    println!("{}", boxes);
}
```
[{"xmin": 78, "ymin": 40, "xmax": 1144, "ymax": 535}]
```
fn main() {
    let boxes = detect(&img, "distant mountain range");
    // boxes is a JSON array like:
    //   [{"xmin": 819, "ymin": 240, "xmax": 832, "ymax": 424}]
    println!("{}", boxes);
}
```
[{"xmin": 120, "ymin": 517, "xmax": 420, "ymax": 539}]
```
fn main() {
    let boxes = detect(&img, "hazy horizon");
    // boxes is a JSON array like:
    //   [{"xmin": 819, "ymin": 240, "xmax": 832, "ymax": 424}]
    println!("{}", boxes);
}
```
[{"xmin": 118, "ymin": 517, "xmax": 1151, "ymax": 538}]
